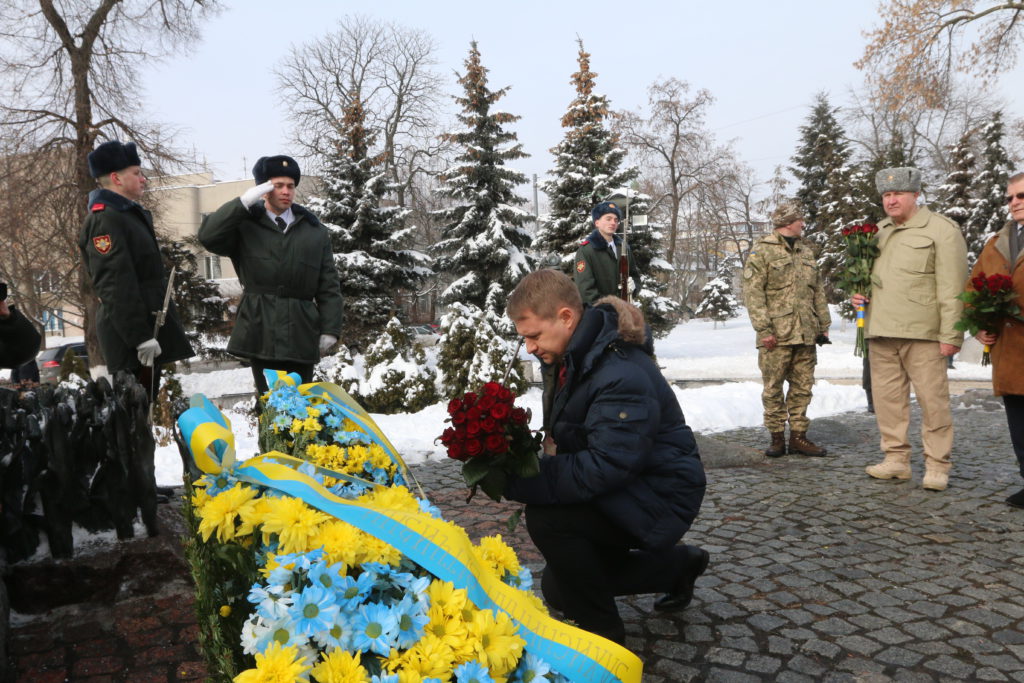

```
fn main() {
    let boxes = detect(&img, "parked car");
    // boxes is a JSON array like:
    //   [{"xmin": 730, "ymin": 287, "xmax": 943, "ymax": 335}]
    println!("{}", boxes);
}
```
[
  {"xmin": 407, "ymin": 325, "xmax": 440, "ymax": 347},
  {"xmin": 37, "ymin": 342, "xmax": 89, "ymax": 384}
]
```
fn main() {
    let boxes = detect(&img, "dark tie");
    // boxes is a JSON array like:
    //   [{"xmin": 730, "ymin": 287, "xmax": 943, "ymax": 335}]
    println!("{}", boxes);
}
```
[{"xmin": 275, "ymin": 216, "xmax": 287, "ymax": 231}]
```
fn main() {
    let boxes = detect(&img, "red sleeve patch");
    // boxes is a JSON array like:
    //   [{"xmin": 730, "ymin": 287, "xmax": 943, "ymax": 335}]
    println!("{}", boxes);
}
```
[
  {"xmin": 92, "ymin": 235, "xmax": 112, "ymax": 254},
  {"xmin": 90, "ymin": 203, "xmax": 106, "ymax": 212},
  {"xmin": 576, "ymin": 260, "xmax": 586, "ymax": 272},
  {"xmin": 580, "ymin": 239, "xmax": 590, "ymax": 246}
]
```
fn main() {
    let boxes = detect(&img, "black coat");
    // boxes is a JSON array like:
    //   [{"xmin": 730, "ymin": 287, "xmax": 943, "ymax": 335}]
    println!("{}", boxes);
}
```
[
  {"xmin": 0, "ymin": 307, "xmax": 41, "ymax": 369},
  {"xmin": 199, "ymin": 200, "xmax": 343, "ymax": 364},
  {"xmin": 505, "ymin": 302, "xmax": 706, "ymax": 551},
  {"xmin": 78, "ymin": 189, "xmax": 194, "ymax": 373},
  {"xmin": 573, "ymin": 228, "xmax": 642, "ymax": 304}
]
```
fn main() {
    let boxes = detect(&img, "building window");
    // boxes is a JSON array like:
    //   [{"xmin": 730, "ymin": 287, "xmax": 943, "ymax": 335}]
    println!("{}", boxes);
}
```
[
  {"xmin": 203, "ymin": 254, "xmax": 222, "ymax": 279},
  {"xmin": 42, "ymin": 308, "xmax": 64, "ymax": 334}
]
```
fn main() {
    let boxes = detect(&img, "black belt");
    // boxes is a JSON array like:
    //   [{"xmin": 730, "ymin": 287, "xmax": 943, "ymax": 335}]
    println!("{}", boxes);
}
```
[{"xmin": 245, "ymin": 285, "xmax": 313, "ymax": 301}]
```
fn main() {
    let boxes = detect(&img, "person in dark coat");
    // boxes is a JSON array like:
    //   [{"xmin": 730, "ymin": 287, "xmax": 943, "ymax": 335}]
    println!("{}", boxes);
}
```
[
  {"xmin": 0, "ymin": 292, "xmax": 41, "ymax": 370},
  {"xmin": 79, "ymin": 140, "xmax": 194, "ymax": 396},
  {"xmin": 504, "ymin": 269, "xmax": 708, "ymax": 645},
  {"xmin": 199, "ymin": 155, "xmax": 342, "ymax": 398},
  {"xmin": 573, "ymin": 201, "xmax": 642, "ymax": 304}
]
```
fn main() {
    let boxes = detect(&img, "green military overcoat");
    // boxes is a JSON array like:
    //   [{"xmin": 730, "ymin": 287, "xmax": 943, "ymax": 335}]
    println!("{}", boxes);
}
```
[
  {"xmin": 79, "ymin": 189, "xmax": 194, "ymax": 373},
  {"xmin": 199, "ymin": 200, "xmax": 342, "ymax": 364}
]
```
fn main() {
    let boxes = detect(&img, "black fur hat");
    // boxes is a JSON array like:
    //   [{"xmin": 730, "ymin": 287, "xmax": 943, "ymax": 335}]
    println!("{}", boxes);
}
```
[
  {"xmin": 252, "ymin": 155, "xmax": 301, "ymax": 185},
  {"xmin": 87, "ymin": 140, "xmax": 142, "ymax": 178},
  {"xmin": 591, "ymin": 200, "xmax": 623, "ymax": 223}
]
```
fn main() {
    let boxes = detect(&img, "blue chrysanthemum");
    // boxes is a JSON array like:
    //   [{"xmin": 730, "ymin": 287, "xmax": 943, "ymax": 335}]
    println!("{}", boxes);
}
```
[
  {"xmin": 312, "ymin": 610, "xmax": 353, "ymax": 650},
  {"xmin": 308, "ymin": 561, "xmax": 345, "ymax": 592},
  {"xmin": 393, "ymin": 596, "xmax": 429, "ymax": 648},
  {"xmin": 455, "ymin": 661, "xmax": 495, "ymax": 683},
  {"xmin": 254, "ymin": 616, "xmax": 308, "ymax": 651},
  {"xmin": 512, "ymin": 653, "xmax": 553, "ymax": 682},
  {"xmin": 350, "ymin": 602, "xmax": 399, "ymax": 656},
  {"xmin": 247, "ymin": 582, "xmax": 293, "ymax": 621},
  {"xmin": 336, "ymin": 571, "xmax": 376, "ymax": 611},
  {"xmin": 289, "ymin": 585, "xmax": 341, "ymax": 636},
  {"xmin": 417, "ymin": 498, "xmax": 443, "ymax": 519}
]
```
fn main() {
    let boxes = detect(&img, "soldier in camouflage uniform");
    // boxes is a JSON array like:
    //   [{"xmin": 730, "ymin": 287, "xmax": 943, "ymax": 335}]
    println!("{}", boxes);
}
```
[{"xmin": 743, "ymin": 199, "xmax": 830, "ymax": 457}]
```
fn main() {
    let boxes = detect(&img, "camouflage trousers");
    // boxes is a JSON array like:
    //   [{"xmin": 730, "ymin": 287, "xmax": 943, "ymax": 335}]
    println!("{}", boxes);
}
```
[{"xmin": 758, "ymin": 344, "xmax": 818, "ymax": 432}]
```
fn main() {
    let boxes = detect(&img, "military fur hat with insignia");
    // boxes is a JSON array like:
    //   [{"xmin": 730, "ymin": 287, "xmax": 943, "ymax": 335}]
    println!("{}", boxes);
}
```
[
  {"xmin": 87, "ymin": 140, "xmax": 142, "ymax": 178},
  {"xmin": 875, "ymin": 167, "xmax": 921, "ymax": 194},
  {"xmin": 252, "ymin": 155, "xmax": 301, "ymax": 185},
  {"xmin": 591, "ymin": 201, "xmax": 623, "ymax": 222},
  {"xmin": 770, "ymin": 198, "xmax": 804, "ymax": 228}
]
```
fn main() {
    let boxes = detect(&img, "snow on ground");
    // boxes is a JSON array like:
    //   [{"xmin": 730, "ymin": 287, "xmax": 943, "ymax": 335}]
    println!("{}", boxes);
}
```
[{"xmin": 152, "ymin": 306, "xmax": 991, "ymax": 487}]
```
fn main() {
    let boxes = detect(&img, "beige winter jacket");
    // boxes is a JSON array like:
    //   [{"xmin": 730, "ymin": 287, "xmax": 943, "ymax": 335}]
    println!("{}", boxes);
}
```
[{"xmin": 864, "ymin": 206, "xmax": 968, "ymax": 346}]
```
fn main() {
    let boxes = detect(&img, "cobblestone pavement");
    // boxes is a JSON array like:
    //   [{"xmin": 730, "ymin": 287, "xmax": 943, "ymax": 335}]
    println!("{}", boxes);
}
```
[
  {"xmin": 8, "ymin": 393, "xmax": 1023, "ymax": 682},
  {"xmin": 412, "ymin": 393, "xmax": 1024, "ymax": 682}
]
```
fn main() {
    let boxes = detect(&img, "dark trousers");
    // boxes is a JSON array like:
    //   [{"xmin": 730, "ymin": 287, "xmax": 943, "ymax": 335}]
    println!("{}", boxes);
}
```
[
  {"xmin": 250, "ymin": 359, "xmax": 314, "ymax": 396},
  {"xmin": 1004, "ymin": 395, "xmax": 1024, "ymax": 479},
  {"xmin": 135, "ymin": 364, "xmax": 163, "ymax": 400},
  {"xmin": 525, "ymin": 503, "xmax": 682, "ymax": 644}
]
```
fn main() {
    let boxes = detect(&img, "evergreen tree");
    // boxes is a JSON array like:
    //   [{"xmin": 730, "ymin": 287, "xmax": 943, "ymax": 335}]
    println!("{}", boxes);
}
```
[
  {"xmin": 935, "ymin": 130, "xmax": 976, "ymax": 228},
  {"xmin": 533, "ymin": 40, "xmax": 638, "ymax": 269},
  {"xmin": 434, "ymin": 302, "xmax": 526, "ymax": 400},
  {"xmin": 350, "ymin": 318, "xmax": 437, "ymax": 414},
  {"xmin": 790, "ymin": 93, "xmax": 873, "ymax": 302},
  {"xmin": 431, "ymin": 41, "xmax": 533, "ymax": 315},
  {"xmin": 308, "ymin": 94, "xmax": 431, "ymax": 351},
  {"xmin": 694, "ymin": 260, "xmax": 739, "ymax": 326},
  {"xmin": 159, "ymin": 238, "xmax": 229, "ymax": 359},
  {"xmin": 624, "ymin": 209, "xmax": 680, "ymax": 337},
  {"xmin": 965, "ymin": 111, "xmax": 1013, "ymax": 265}
]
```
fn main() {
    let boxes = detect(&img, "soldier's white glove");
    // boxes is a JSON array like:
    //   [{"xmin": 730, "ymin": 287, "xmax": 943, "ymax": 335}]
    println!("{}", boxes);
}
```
[
  {"xmin": 136, "ymin": 338, "xmax": 161, "ymax": 366},
  {"xmin": 319, "ymin": 334, "xmax": 338, "ymax": 357},
  {"xmin": 239, "ymin": 181, "xmax": 274, "ymax": 208},
  {"xmin": 627, "ymin": 278, "xmax": 637, "ymax": 295}
]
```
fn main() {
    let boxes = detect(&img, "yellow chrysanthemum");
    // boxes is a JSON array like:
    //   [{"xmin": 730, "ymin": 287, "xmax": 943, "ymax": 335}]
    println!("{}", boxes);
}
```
[
  {"xmin": 237, "ymin": 497, "xmax": 274, "ymax": 537},
  {"xmin": 423, "ymin": 603, "xmax": 470, "ymax": 656},
  {"xmin": 385, "ymin": 634, "xmax": 455, "ymax": 682},
  {"xmin": 358, "ymin": 486, "xmax": 419, "ymax": 513},
  {"xmin": 259, "ymin": 496, "xmax": 331, "ymax": 554},
  {"xmin": 467, "ymin": 610, "xmax": 524, "ymax": 678},
  {"xmin": 302, "ymin": 417, "xmax": 321, "ymax": 432},
  {"xmin": 473, "ymin": 535, "xmax": 521, "ymax": 579},
  {"xmin": 259, "ymin": 552, "xmax": 298, "ymax": 581},
  {"xmin": 341, "ymin": 418, "xmax": 362, "ymax": 433},
  {"xmin": 306, "ymin": 407, "xmax": 322, "ymax": 418},
  {"xmin": 197, "ymin": 483, "xmax": 260, "ymax": 543},
  {"xmin": 522, "ymin": 591, "xmax": 549, "ymax": 616},
  {"xmin": 359, "ymin": 534, "xmax": 403, "ymax": 566},
  {"xmin": 191, "ymin": 486, "xmax": 211, "ymax": 509},
  {"xmin": 426, "ymin": 581, "xmax": 467, "ymax": 620},
  {"xmin": 312, "ymin": 520, "xmax": 361, "ymax": 568},
  {"xmin": 310, "ymin": 649, "xmax": 369, "ymax": 683},
  {"xmin": 344, "ymin": 444, "xmax": 371, "ymax": 473},
  {"xmin": 234, "ymin": 641, "xmax": 311, "ymax": 683},
  {"xmin": 366, "ymin": 444, "xmax": 395, "ymax": 472}
]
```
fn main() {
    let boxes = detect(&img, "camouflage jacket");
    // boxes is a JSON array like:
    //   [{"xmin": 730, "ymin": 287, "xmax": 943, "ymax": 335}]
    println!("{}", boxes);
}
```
[{"xmin": 742, "ymin": 231, "xmax": 830, "ymax": 347}]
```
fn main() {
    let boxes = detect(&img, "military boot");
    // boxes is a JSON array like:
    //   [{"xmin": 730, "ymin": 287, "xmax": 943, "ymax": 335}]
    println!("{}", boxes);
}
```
[
  {"xmin": 765, "ymin": 431, "xmax": 786, "ymax": 458},
  {"xmin": 789, "ymin": 430, "xmax": 827, "ymax": 457},
  {"xmin": 865, "ymin": 456, "xmax": 911, "ymax": 480}
]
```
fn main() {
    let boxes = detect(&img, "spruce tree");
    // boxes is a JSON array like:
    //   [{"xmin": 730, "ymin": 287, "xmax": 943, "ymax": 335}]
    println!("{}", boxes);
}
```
[
  {"xmin": 965, "ymin": 111, "xmax": 1012, "ymax": 265},
  {"xmin": 352, "ymin": 318, "xmax": 437, "ymax": 414},
  {"xmin": 431, "ymin": 42, "xmax": 532, "ymax": 398},
  {"xmin": 694, "ymin": 260, "xmax": 739, "ymax": 326},
  {"xmin": 307, "ymin": 94, "xmax": 430, "ymax": 351},
  {"xmin": 790, "ymin": 93, "xmax": 873, "ymax": 302},
  {"xmin": 159, "ymin": 237, "xmax": 229, "ymax": 358},
  {"xmin": 533, "ymin": 40, "xmax": 638, "ymax": 268},
  {"xmin": 935, "ymin": 130, "xmax": 976, "ymax": 229}
]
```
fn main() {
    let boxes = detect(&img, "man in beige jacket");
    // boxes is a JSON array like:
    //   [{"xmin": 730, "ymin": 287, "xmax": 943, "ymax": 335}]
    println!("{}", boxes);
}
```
[{"xmin": 851, "ymin": 167, "xmax": 967, "ymax": 491}]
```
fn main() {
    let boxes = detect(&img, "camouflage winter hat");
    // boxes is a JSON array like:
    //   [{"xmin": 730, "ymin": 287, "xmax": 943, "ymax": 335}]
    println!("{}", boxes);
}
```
[
  {"xmin": 875, "ymin": 167, "xmax": 921, "ymax": 194},
  {"xmin": 771, "ymin": 198, "xmax": 804, "ymax": 228}
]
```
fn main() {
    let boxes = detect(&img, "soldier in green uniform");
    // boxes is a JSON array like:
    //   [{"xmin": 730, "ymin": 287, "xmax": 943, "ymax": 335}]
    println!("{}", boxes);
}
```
[
  {"xmin": 573, "ymin": 201, "xmax": 641, "ymax": 304},
  {"xmin": 79, "ymin": 140, "xmax": 194, "ymax": 396},
  {"xmin": 743, "ymin": 199, "xmax": 830, "ymax": 457},
  {"xmin": 199, "ymin": 155, "xmax": 343, "ymax": 400}
]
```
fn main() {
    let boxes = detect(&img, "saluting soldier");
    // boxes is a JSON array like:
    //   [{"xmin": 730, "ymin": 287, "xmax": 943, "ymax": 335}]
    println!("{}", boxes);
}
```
[
  {"xmin": 79, "ymin": 140, "xmax": 194, "ymax": 396},
  {"xmin": 743, "ymin": 198, "xmax": 830, "ymax": 458},
  {"xmin": 199, "ymin": 155, "xmax": 342, "ymax": 401},
  {"xmin": 573, "ymin": 201, "xmax": 641, "ymax": 304}
]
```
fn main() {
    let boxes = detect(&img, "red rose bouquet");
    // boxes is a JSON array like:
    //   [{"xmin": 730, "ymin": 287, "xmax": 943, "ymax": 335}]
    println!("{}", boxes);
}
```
[
  {"xmin": 837, "ymin": 223, "xmax": 880, "ymax": 357},
  {"xmin": 956, "ymin": 272, "xmax": 1023, "ymax": 366},
  {"xmin": 438, "ymin": 381, "xmax": 542, "ymax": 502}
]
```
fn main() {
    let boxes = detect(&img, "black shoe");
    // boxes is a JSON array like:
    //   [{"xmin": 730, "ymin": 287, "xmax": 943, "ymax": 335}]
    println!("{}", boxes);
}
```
[
  {"xmin": 653, "ymin": 546, "xmax": 709, "ymax": 612},
  {"xmin": 1007, "ymin": 488, "xmax": 1024, "ymax": 509}
]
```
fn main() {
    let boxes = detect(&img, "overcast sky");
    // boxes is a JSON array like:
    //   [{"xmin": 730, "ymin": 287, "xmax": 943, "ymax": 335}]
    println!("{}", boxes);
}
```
[{"xmin": 143, "ymin": 0, "xmax": 1022, "ymax": 198}]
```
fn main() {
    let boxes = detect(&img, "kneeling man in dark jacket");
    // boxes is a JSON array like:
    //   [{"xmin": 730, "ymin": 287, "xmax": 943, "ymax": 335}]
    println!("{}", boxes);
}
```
[{"xmin": 505, "ymin": 269, "xmax": 708, "ymax": 645}]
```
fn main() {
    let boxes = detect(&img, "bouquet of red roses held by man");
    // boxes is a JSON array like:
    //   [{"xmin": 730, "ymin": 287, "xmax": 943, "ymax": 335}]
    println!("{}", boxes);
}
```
[
  {"xmin": 956, "ymin": 272, "xmax": 1024, "ymax": 366},
  {"xmin": 438, "ymin": 381, "xmax": 542, "ymax": 502}
]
